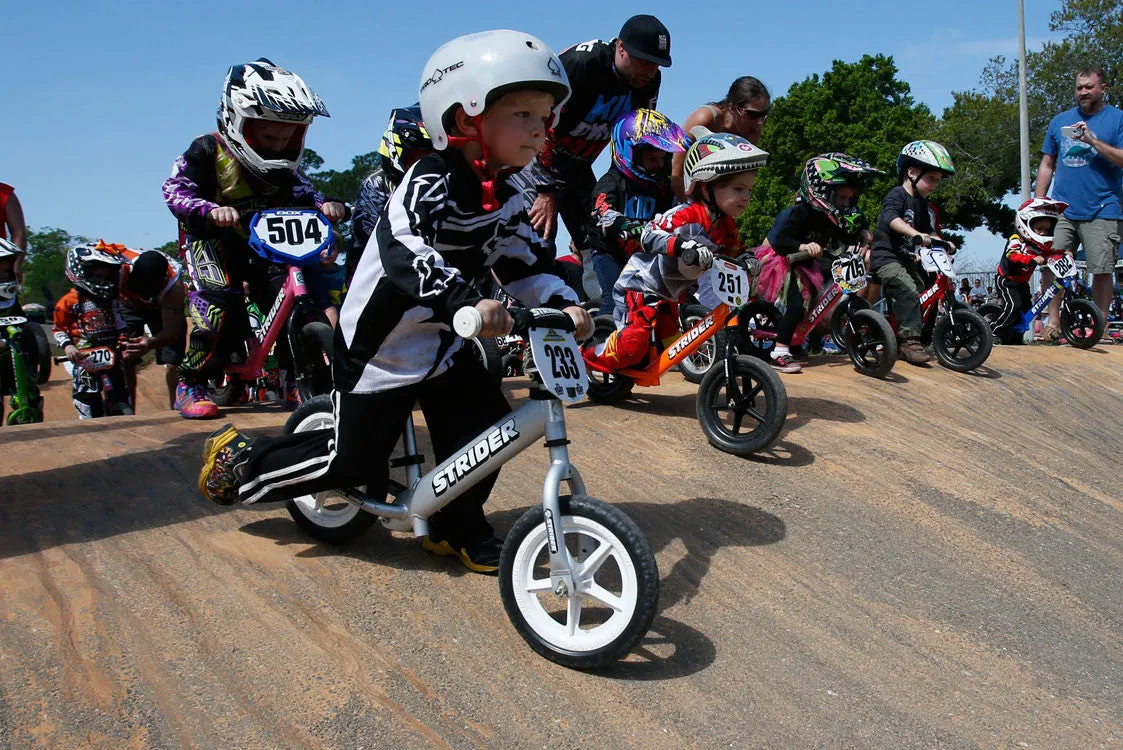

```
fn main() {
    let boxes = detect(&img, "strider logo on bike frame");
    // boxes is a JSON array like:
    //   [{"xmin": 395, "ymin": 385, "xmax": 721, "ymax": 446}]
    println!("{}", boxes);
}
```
[
  {"xmin": 667, "ymin": 314, "xmax": 714, "ymax": 360},
  {"xmin": 432, "ymin": 417, "xmax": 520, "ymax": 496}
]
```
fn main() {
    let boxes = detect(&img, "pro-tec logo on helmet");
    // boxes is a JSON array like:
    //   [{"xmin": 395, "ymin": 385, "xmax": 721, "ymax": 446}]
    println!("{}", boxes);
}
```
[{"xmin": 421, "ymin": 61, "xmax": 465, "ymax": 92}]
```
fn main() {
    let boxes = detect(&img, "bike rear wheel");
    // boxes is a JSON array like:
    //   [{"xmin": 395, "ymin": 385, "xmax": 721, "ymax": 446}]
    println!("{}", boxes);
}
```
[
  {"xmin": 282, "ymin": 395, "xmax": 376, "ymax": 543},
  {"xmin": 677, "ymin": 304, "xmax": 723, "ymax": 384},
  {"xmin": 845, "ymin": 309, "xmax": 897, "ymax": 378},
  {"xmin": 1060, "ymin": 298, "xmax": 1106, "ymax": 350},
  {"xmin": 932, "ymin": 308, "xmax": 993, "ymax": 372},
  {"xmin": 696, "ymin": 355, "xmax": 787, "ymax": 456},
  {"xmin": 499, "ymin": 495, "xmax": 659, "ymax": 669},
  {"xmin": 736, "ymin": 301, "xmax": 780, "ymax": 362},
  {"xmin": 292, "ymin": 320, "xmax": 335, "ymax": 402},
  {"xmin": 210, "ymin": 373, "xmax": 245, "ymax": 407}
]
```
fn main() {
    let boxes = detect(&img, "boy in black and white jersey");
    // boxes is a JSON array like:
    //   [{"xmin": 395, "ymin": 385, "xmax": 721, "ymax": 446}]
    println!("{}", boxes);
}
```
[{"xmin": 198, "ymin": 30, "xmax": 592, "ymax": 573}]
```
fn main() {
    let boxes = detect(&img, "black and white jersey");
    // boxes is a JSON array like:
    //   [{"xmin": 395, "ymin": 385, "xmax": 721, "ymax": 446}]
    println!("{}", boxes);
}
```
[{"xmin": 336, "ymin": 150, "xmax": 579, "ymax": 394}]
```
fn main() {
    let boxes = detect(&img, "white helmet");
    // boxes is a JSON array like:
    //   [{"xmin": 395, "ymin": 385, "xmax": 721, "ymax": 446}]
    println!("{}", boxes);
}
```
[
  {"xmin": 217, "ymin": 58, "xmax": 330, "ymax": 179},
  {"xmin": 0, "ymin": 238, "xmax": 22, "ymax": 310},
  {"xmin": 1015, "ymin": 197, "xmax": 1068, "ymax": 254},
  {"xmin": 419, "ymin": 30, "xmax": 571, "ymax": 151},
  {"xmin": 682, "ymin": 126, "xmax": 770, "ymax": 195}
]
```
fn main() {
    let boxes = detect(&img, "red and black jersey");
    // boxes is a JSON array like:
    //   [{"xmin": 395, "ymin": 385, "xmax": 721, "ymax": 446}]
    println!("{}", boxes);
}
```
[
  {"xmin": 52, "ymin": 289, "xmax": 125, "ymax": 349},
  {"xmin": 997, "ymin": 234, "xmax": 1039, "ymax": 283},
  {"xmin": 534, "ymin": 39, "xmax": 660, "ymax": 187}
]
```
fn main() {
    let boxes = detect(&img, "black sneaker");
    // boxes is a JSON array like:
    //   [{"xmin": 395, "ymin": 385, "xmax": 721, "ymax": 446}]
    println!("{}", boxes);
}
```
[{"xmin": 422, "ymin": 535, "xmax": 504, "ymax": 574}]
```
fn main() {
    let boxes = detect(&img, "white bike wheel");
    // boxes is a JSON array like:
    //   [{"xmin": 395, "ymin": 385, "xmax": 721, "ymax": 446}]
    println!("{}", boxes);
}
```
[
  {"xmin": 283, "ymin": 396, "xmax": 374, "ymax": 542},
  {"xmin": 500, "ymin": 496, "xmax": 658, "ymax": 668}
]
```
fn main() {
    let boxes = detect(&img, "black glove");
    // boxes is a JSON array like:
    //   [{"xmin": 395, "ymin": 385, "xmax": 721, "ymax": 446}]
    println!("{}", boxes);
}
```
[{"xmin": 678, "ymin": 238, "xmax": 716, "ymax": 269}]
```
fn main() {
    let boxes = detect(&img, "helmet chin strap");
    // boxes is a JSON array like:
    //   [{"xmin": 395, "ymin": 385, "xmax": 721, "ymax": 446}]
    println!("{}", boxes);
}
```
[{"xmin": 447, "ymin": 115, "xmax": 512, "ymax": 212}]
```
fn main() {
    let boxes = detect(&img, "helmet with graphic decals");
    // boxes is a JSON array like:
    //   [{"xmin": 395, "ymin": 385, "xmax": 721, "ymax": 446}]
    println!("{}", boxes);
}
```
[
  {"xmin": 681, "ymin": 126, "xmax": 769, "ymax": 196},
  {"xmin": 377, "ymin": 105, "xmax": 433, "ymax": 181},
  {"xmin": 217, "ymin": 58, "xmax": 330, "ymax": 180},
  {"xmin": 611, "ymin": 109, "xmax": 689, "ymax": 185},
  {"xmin": 897, "ymin": 140, "xmax": 955, "ymax": 181},
  {"xmin": 419, "ymin": 30, "xmax": 571, "ymax": 151},
  {"xmin": 65, "ymin": 243, "xmax": 123, "ymax": 302},
  {"xmin": 1015, "ymin": 197, "xmax": 1068, "ymax": 254},
  {"xmin": 800, "ymin": 153, "xmax": 884, "ymax": 233}
]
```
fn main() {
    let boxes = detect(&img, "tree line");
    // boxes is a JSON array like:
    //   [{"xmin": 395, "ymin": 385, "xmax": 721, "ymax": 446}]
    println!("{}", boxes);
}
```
[{"xmin": 19, "ymin": 0, "xmax": 1118, "ymax": 307}]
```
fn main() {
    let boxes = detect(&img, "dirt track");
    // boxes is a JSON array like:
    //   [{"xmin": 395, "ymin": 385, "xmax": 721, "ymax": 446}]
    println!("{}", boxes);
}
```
[{"xmin": 2, "ymin": 346, "xmax": 1121, "ymax": 748}]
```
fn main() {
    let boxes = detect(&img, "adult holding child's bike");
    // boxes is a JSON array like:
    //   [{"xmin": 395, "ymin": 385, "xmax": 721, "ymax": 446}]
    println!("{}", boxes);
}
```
[{"xmin": 1036, "ymin": 65, "xmax": 1123, "ymax": 340}]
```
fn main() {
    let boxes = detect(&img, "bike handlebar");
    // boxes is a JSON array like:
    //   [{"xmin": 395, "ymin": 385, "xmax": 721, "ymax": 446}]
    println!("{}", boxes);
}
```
[
  {"xmin": 912, "ymin": 235, "xmax": 952, "ymax": 251},
  {"xmin": 453, "ymin": 306, "xmax": 577, "ymax": 339}
]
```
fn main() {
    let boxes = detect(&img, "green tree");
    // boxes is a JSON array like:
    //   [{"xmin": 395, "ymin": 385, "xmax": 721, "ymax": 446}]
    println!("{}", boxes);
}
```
[
  {"xmin": 21, "ymin": 227, "xmax": 88, "ymax": 308},
  {"xmin": 155, "ymin": 239, "xmax": 180, "ymax": 256},
  {"xmin": 738, "ymin": 55, "xmax": 937, "ymax": 246},
  {"xmin": 300, "ymin": 148, "xmax": 380, "ymax": 203}
]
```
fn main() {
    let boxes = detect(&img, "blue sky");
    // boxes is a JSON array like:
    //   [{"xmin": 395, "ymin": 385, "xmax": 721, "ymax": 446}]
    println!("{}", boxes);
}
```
[{"xmin": 2, "ymin": 0, "xmax": 1063, "ymax": 267}]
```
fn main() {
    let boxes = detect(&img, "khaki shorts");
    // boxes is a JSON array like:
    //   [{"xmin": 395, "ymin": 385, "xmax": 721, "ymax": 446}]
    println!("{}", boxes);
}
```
[{"xmin": 1054, "ymin": 216, "xmax": 1122, "ymax": 275}]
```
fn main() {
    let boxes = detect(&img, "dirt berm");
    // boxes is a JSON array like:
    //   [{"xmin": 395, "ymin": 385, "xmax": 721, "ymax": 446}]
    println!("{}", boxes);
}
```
[{"xmin": 1, "ymin": 346, "xmax": 1120, "ymax": 748}]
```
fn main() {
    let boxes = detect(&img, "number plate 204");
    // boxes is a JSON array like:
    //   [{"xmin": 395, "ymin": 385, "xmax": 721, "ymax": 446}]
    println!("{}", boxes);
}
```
[{"xmin": 528, "ymin": 327, "xmax": 588, "ymax": 403}]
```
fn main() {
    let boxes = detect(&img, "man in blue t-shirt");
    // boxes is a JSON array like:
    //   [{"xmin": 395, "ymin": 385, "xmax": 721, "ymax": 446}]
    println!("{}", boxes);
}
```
[{"xmin": 1036, "ymin": 66, "xmax": 1123, "ymax": 334}]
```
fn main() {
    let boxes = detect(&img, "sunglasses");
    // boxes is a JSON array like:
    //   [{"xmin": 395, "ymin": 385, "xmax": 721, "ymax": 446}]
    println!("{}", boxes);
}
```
[{"xmin": 738, "ymin": 106, "xmax": 770, "ymax": 121}]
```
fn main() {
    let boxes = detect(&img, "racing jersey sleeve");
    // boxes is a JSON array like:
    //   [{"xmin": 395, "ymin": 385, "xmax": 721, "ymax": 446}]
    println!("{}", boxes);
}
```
[
  {"xmin": 490, "ymin": 228, "xmax": 580, "ymax": 311},
  {"xmin": 766, "ymin": 206, "xmax": 811, "ymax": 256},
  {"xmin": 52, "ymin": 290, "xmax": 80, "ymax": 348},
  {"xmin": 162, "ymin": 136, "xmax": 221, "ymax": 237},
  {"xmin": 640, "ymin": 202, "xmax": 723, "ymax": 257},
  {"xmin": 1004, "ymin": 236, "xmax": 1036, "ymax": 266},
  {"xmin": 351, "ymin": 170, "xmax": 391, "ymax": 252}
]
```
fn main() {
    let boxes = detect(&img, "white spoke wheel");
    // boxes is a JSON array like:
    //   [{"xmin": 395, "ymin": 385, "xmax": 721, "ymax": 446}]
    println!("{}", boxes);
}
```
[
  {"xmin": 677, "ymin": 305, "xmax": 723, "ymax": 384},
  {"xmin": 282, "ymin": 395, "xmax": 375, "ymax": 543},
  {"xmin": 499, "ymin": 496, "xmax": 658, "ymax": 669}
]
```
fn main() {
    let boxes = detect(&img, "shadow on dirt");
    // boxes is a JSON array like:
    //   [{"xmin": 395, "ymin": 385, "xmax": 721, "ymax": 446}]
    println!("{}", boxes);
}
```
[{"xmin": 239, "ymin": 495, "xmax": 783, "ymax": 681}]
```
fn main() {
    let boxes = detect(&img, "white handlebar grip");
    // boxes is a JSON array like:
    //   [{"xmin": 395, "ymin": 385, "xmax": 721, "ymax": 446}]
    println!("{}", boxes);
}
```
[{"xmin": 453, "ymin": 306, "xmax": 484, "ymax": 339}]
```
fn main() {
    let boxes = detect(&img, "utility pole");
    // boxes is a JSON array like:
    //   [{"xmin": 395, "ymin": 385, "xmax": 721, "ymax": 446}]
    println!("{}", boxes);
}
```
[{"xmin": 1018, "ymin": 0, "xmax": 1031, "ymax": 200}]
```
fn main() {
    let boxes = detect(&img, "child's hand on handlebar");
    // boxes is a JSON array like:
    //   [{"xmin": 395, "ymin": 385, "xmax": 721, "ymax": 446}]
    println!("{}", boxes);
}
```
[
  {"xmin": 321, "ymin": 202, "xmax": 346, "ymax": 223},
  {"xmin": 474, "ymin": 298, "xmax": 513, "ymax": 338},
  {"xmin": 64, "ymin": 344, "xmax": 82, "ymax": 364},
  {"xmin": 799, "ymin": 241, "xmax": 823, "ymax": 258},
  {"xmin": 1034, "ymin": 255, "xmax": 1048, "ymax": 265},
  {"xmin": 563, "ymin": 305, "xmax": 593, "ymax": 341},
  {"xmin": 209, "ymin": 206, "xmax": 240, "ymax": 227}
]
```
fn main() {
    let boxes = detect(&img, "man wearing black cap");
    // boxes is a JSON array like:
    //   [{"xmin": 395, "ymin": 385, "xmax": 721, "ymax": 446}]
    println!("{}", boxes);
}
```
[{"xmin": 517, "ymin": 15, "xmax": 671, "ymax": 252}]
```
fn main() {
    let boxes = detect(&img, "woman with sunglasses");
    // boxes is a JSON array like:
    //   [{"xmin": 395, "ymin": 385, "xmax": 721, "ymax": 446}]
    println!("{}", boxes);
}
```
[{"xmin": 671, "ymin": 76, "xmax": 771, "ymax": 201}]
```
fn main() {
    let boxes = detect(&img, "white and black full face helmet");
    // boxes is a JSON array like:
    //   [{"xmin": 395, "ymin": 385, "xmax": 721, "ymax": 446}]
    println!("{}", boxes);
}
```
[
  {"xmin": 0, "ymin": 238, "xmax": 24, "ymax": 310},
  {"xmin": 65, "ymin": 244, "xmax": 123, "ymax": 302},
  {"xmin": 418, "ymin": 30, "xmax": 571, "ymax": 151},
  {"xmin": 217, "ymin": 58, "xmax": 330, "ymax": 179}
]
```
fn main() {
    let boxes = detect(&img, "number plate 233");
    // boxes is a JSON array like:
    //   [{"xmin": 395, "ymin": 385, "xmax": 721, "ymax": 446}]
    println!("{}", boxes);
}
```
[{"xmin": 528, "ymin": 327, "xmax": 588, "ymax": 403}]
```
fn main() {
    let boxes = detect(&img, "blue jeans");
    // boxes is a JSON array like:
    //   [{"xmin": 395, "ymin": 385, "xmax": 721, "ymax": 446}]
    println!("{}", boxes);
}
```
[{"xmin": 592, "ymin": 254, "xmax": 623, "ymax": 317}]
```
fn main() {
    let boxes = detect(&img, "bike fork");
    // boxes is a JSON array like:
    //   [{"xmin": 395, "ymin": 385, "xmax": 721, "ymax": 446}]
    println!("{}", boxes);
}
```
[{"xmin": 541, "ymin": 398, "xmax": 585, "ymax": 597}]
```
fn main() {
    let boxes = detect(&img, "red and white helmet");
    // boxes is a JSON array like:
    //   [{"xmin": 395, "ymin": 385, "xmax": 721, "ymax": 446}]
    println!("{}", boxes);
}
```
[
  {"xmin": 418, "ymin": 30, "xmax": 571, "ymax": 151},
  {"xmin": 0, "ymin": 238, "xmax": 23, "ymax": 310},
  {"xmin": 217, "ymin": 58, "xmax": 330, "ymax": 179},
  {"xmin": 1015, "ymin": 197, "xmax": 1068, "ymax": 253}
]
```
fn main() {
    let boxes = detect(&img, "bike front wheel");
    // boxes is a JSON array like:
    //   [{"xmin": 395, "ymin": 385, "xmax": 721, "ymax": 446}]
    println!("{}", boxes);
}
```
[
  {"xmin": 696, "ymin": 355, "xmax": 787, "ymax": 456},
  {"xmin": 499, "ymin": 495, "xmax": 659, "ymax": 669},
  {"xmin": 282, "ymin": 394, "xmax": 375, "ymax": 543},
  {"xmin": 1060, "ymin": 298, "xmax": 1106, "ymax": 350},
  {"xmin": 845, "ymin": 309, "xmax": 897, "ymax": 378},
  {"xmin": 933, "ymin": 308, "xmax": 993, "ymax": 372}
]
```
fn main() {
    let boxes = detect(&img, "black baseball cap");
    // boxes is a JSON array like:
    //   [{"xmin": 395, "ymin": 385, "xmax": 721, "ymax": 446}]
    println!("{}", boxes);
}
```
[{"xmin": 619, "ymin": 14, "xmax": 672, "ymax": 67}]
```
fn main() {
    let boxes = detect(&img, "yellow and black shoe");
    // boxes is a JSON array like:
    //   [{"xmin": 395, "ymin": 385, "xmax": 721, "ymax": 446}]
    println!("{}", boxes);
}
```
[
  {"xmin": 422, "ymin": 536, "xmax": 504, "ymax": 574},
  {"xmin": 198, "ymin": 423, "xmax": 252, "ymax": 506}
]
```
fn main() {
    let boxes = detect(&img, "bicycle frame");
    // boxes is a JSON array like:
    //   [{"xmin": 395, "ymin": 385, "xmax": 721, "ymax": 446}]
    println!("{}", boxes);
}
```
[
  {"xmin": 917, "ymin": 271, "xmax": 956, "ymax": 324},
  {"xmin": 755, "ymin": 280, "xmax": 853, "ymax": 348},
  {"xmin": 585, "ymin": 301, "xmax": 738, "ymax": 387},
  {"xmin": 340, "ymin": 393, "xmax": 587, "ymax": 595},
  {"xmin": 3, "ymin": 323, "xmax": 42, "ymax": 424},
  {"xmin": 227, "ymin": 265, "xmax": 306, "ymax": 380},
  {"xmin": 1023, "ymin": 262, "xmax": 1088, "ymax": 325}
]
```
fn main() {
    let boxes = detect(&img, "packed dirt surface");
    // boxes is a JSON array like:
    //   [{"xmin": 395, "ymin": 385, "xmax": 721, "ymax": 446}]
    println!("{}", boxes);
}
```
[{"xmin": 2, "ymin": 346, "xmax": 1121, "ymax": 748}]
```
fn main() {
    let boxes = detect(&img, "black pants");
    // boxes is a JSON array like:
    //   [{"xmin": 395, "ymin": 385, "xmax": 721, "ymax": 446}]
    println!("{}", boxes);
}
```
[
  {"xmin": 237, "ymin": 352, "xmax": 510, "ymax": 545},
  {"xmin": 992, "ymin": 276, "xmax": 1031, "ymax": 344}
]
